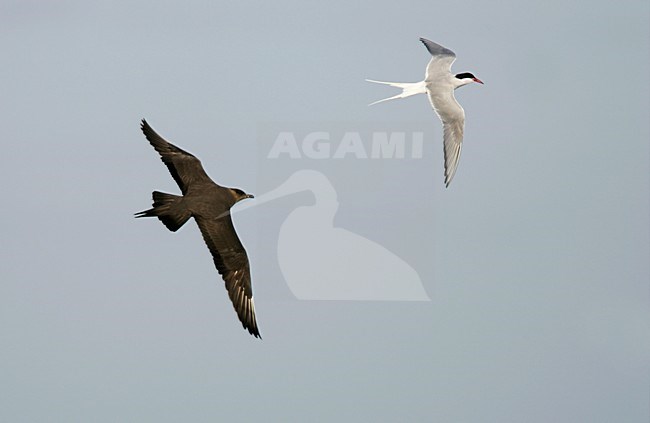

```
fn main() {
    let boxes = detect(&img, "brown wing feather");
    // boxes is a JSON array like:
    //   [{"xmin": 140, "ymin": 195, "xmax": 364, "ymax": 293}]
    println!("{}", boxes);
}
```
[
  {"xmin": 140, "ymin": 119, "xmax": 213, "ymax": 194},
  {"xmin": 195, "ymin": 215, "xmax": 261, "ymax": 338}
]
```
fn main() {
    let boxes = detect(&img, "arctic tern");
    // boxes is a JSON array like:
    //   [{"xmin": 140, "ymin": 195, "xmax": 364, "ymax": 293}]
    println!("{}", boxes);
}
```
[{"xmin": 367, "ymin": 38, "xmax": 483, "ymax": 187}]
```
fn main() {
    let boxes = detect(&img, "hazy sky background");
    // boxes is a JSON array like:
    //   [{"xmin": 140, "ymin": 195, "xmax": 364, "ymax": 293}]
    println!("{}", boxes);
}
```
[{"xmin": 1, "ymin": 1, "xmax": 648, "ymax": 421}]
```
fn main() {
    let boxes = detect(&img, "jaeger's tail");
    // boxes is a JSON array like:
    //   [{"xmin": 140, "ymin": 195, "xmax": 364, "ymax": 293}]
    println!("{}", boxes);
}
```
[
  {"xmin": 365, "ymin": 80, "xmax": 427, "ymax": 105},
  {"xmin": 135, "ymin": 191, "xmax": 191, "ymax": 232}
]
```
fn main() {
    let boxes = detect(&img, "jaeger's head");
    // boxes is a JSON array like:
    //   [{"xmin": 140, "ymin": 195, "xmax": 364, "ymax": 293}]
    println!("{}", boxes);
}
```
[{"xmin": 229, "ymin": 188, "xmax": 254, "ymax": 203}]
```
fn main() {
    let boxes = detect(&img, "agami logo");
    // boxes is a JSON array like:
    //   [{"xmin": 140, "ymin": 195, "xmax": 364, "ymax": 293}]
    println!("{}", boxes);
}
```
[
  {"xmin": 267, "ymin": 131, "xmax": 424, "ymax": 159},
  {"xmin": 254, "ymin": 122, "xmax": 435, "ymax": 301}
]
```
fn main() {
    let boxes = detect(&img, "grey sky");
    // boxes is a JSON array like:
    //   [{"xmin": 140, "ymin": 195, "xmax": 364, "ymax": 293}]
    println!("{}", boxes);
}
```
[{"xmin": 1, "ymin": 1, "xmax": 648, "ymax": 422}]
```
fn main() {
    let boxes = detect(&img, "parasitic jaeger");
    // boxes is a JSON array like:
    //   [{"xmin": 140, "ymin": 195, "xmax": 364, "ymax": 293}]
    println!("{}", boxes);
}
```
[{"xmin": 135, "ymin": 119, "xmax": 260, "ymax": 338}]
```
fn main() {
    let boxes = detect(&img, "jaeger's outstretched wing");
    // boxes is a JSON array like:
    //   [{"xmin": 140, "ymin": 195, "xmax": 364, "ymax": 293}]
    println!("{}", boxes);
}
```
[
  {"xmin": 140, "ymin": 119, "xmax": 213, "ymax": 194},
  {"xmin": 195, "ymin": 214, "xmax": 261, "ymax": 338}
]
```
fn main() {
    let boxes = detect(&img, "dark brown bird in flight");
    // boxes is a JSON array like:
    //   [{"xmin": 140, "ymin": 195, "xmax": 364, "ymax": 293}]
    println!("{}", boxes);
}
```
[{"xmin": 135, "ymin": 119, "xmax": 260, "ymax": 338}]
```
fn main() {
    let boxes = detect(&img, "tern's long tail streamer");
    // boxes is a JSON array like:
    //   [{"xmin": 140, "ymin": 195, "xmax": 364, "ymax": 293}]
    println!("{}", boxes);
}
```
[{"xmin": 365, "ymin": 80, "xmax": 427, "ymax": 105}]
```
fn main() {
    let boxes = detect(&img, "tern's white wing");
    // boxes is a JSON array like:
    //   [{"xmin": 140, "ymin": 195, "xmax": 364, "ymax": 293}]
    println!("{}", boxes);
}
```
[
  {"xmin": 420, "ymin": 38, "xmax": 456, "ymax": 81},
  {"xmin": 427, "ymin": 89, "xmax": 465, "ymax": 187}
]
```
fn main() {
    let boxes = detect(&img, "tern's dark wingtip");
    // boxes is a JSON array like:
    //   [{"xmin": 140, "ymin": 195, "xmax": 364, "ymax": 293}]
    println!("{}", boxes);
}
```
[{"xmin": 419, "ymin": 38, "xmax": 455, "ymax": 57}]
